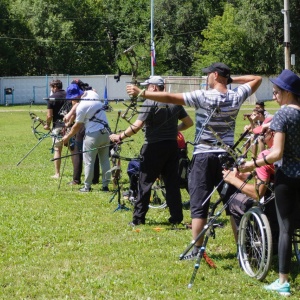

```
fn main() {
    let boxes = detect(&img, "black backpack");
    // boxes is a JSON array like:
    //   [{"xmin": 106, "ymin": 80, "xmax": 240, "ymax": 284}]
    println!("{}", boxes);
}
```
[{"xmin": 178, "ymin": 148, "xmax": 190, "ymax": 189}]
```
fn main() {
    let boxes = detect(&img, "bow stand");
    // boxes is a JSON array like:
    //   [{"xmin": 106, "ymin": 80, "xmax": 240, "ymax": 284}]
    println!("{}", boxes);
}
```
[
  {"xmin": 108, "ymin": 110, "xmax": 130, "ymax": 212},
  {"xmin": 179, "ymin": 124, "xmax": 256, "ymax": 288},
  {"xmin": 16, "ymin": 106, "xmax": 60, "ymax": 166}
]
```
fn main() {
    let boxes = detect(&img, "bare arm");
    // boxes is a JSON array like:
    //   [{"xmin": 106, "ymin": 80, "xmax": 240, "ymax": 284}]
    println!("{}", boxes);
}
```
[
  {"xmin": 109, "ymin": 119, "xmax": 144, "ymax": 142},
  {"xmin": 231, "ymin": 75, "xmax": 262, "ymax": 94},
  {"xmin": 61, "ymin": 122, "xmax": 83, "ymax": 146},
  {"xmin": 223, "ymin": 168, "xmax": 268, "ymax": 200},
  {"xmin": 44, "ymin": 108, "xmax": 53, "ymax": 130},
  {"xmin": 178, "ymin": 115, "xmax": 193, "ymax": 132},
  {"xmin": 63, "ymin": 101, "xmax": 79, "ymax": 125},
  {"xmin": 126, "ymin": 85, "xmax": 185, "ymax": 105},
  {"xmin": 239, "ymin": 131, "xmax": 284, "ymax": 173}
]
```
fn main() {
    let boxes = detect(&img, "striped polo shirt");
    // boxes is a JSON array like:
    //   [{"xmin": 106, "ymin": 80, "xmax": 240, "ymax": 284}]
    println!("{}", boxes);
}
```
[{"xmin": 183, "ymin": 84, "xmax": 251, "ymax": 154}]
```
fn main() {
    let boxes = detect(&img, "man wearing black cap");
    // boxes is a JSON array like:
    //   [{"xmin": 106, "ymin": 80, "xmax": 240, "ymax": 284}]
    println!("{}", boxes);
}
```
[
  {"xmin": 126, "ymin": 63, "xmax": 262, "ymax": 256},
  {"xmin": 111, "ymin": 76, "xmax": 193, "ymax": 226}
]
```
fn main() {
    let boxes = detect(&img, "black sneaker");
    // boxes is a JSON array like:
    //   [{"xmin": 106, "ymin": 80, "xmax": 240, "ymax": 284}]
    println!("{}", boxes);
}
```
[
  {"xmin": 79, "ymin": 187, "xmax": 92, "ymax": 192},
  {"xmin": 101, "ymin": 186, "xmax": 109, "ymax": 192},
  {"xmin": 169, "ymin": 217, "xmax": 183, "ymax": 225}
]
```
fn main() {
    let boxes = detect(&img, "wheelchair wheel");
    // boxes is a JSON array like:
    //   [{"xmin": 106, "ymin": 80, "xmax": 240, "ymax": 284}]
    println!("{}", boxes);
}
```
[
  {"xmin": 293, "ymin": 228, "xmax": 300, "ymax": 266},
  {"xmin": 238, "ymin": 207, "xmax": 272, "ymax": 281},
  {"xmin": 149, "ymin": 176, "xmax": 167, "ymax": 209}
]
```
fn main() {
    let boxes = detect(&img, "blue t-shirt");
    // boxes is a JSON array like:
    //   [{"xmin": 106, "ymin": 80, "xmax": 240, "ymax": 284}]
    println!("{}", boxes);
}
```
[{"xmin": 270, "ymin": 105, "xmax": 300, "ymax": 178}]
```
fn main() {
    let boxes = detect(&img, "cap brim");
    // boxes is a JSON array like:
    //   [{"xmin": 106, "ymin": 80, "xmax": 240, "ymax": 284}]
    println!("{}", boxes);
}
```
[
  {"xmin": 202, "ymin": 67, "xmax": 212, "ymax": 74},
  {"xmin": 140, "ymin": 82, "xmax": 149, "ymax": 86}
]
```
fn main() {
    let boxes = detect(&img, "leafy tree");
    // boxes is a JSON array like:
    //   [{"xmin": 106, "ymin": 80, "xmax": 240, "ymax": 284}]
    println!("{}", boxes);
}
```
[
  {"xmin": 0, "ymin": 0, "xmax": 36, "ymax": 75},
  {"xmin": 153, "ymin": 0, "xmax": 216, "ymax": 76},
  {"xmin": 1, "ymin": 0, "xmax": 300, "ymax": 76},
  {"xmin": 234, "ymin": 0, "xmax": 283, "ymax": 74},
  {"xmin": 192, "ymin": 4, "xmax": 250, "ymax": 75}
]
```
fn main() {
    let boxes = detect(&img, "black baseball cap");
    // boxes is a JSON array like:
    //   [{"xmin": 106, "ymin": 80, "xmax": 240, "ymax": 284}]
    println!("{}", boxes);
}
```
[{"xmin": 202, "ymin": 62, "xmax": 231, "ymax": 79}]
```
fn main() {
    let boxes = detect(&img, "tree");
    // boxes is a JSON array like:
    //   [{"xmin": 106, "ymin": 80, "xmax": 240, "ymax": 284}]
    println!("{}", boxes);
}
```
[{"xmin": 192, "ymin": 4, "xmax": 250, "ymax": 75}]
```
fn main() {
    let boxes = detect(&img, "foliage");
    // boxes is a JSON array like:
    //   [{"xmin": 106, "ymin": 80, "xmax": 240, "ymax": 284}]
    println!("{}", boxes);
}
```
[
  {"xmin": 192, "ymin": 4, "xmax": 250, "ymax": 75},
  {"xmin": 0, "ymin": 0, "xmax": 300, "ymax": 76}
]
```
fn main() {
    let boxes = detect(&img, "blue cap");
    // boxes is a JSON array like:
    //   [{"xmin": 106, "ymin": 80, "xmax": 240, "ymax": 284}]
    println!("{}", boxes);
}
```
[{"xmin": 66, "ymin": 83, "xmax": 84, "ymax": 99}]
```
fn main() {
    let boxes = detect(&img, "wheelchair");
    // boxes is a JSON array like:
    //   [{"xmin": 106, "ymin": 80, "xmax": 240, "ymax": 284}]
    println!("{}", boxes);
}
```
[{"xmin": 238, "ymin": 194, "xmax": 300, "ymax": 281}]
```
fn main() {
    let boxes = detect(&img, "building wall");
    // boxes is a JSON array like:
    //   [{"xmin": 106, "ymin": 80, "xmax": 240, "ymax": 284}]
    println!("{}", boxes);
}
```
[{"xmin": 0, "ymin": 75, "xmax": 274, "ymax": 105}]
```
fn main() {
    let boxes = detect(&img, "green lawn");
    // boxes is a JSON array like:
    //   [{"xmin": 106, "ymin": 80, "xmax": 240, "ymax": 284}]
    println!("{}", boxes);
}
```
[{"xmin": 0, "ymin": 102, "xmax": 299, "ymax": 299}]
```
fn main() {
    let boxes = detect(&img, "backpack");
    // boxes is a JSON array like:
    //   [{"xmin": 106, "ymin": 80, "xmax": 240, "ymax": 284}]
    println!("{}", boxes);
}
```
[{"xmin": 177, "ymin": 132, "xmax": 190, "ymax": 189}]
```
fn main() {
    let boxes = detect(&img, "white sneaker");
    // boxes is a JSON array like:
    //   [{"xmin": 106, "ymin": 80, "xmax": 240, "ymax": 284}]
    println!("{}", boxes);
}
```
[{"xmin": 264, "ymin": 279, "xmax": 291, "ymax": 296}]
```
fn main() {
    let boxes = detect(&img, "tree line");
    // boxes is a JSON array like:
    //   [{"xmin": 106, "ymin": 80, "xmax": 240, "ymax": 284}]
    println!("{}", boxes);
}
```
[{"xmin": 0, "ymin": 0, "xmax": 299, "ymax": 78}]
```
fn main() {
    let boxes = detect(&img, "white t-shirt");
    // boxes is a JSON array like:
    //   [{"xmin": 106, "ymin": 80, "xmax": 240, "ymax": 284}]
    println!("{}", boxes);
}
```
[{"xmin": 76, "ymin": 90, "xmax": 108, "ymax": 133}]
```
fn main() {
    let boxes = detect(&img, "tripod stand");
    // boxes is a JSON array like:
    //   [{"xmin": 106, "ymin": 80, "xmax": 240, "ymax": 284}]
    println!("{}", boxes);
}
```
[
  {"xmin": 179, "ymin": 127, "xmax": 260, "ymax": 288},
  {"xmin": 180, "ymin": 172, "xmax": 255, "ymax": 288},
  {"xmin": 108, "ymin": 145, "xmax": 130, "ymax": 212}
]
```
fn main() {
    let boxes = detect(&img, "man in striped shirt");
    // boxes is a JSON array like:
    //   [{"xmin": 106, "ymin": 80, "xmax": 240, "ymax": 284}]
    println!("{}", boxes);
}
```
[{"xmin": 126, "ymin": 63, "xmax": 262, "ymax": 256}]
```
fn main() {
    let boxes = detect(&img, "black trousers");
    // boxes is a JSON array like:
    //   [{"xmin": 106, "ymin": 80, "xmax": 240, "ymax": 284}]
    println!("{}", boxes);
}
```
[
  {"xmin": 275, "ymin": 169, "xmax": 300, "ymax": 274},
  {"xmin": 133, "ymin": 140, "xmax": 183, "ymax": 224}
]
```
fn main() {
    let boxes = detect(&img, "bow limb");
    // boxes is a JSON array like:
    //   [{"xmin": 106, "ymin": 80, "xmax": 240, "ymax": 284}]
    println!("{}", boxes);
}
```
[
  {"xmin": 120, "ymin": 46, "xmax": 141, "ymax": 123},
  {"xmin": 29, "ymin": 112, "xmax": 51, "ymax": 140}
]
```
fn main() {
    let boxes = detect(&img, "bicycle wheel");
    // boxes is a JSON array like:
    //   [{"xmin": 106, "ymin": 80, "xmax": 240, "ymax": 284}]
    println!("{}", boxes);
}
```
[
  {"xmin": 238, "ymin": 207, "xmax": 272, "ymax": 281},
  {"xmin": 293, "ymin": 228, "xmax": 300, "ymax": 266},
  {"xmin": 149, "ymin": 176, "xmax": 167, "ymax": 209}
]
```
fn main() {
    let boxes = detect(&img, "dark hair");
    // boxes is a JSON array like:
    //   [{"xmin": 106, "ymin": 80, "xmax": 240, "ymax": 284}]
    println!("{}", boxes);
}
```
[
  {"xmin": 71, "ymin": 79, "xmax": 92, "ymax": 91},
  {"xmin": 255, "ymin": 101, "xmax": 265, "ymax": 107},
  {"xmin": 50, "ymin": 80, "xmax": 62, "ymax": 89}
]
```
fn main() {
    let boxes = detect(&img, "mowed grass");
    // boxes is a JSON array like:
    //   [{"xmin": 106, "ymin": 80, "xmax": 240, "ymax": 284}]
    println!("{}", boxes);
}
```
[{"xmin": 0, "ymin": 102, "xmax": 299, "ymax": 299}]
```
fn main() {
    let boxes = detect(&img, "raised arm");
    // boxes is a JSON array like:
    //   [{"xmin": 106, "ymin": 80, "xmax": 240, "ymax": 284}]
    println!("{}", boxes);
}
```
[
  {"xmin": 126, "ymin": 84, "xmax": 185, "ymax": 105},
  {"xmin": 231, "ymin": 75, "xmax": 262, "ymax": 94}
]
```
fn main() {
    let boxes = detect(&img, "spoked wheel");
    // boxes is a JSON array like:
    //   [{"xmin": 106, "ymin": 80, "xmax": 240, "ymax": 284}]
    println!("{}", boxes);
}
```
[
  {"xmin": 293, "ymin": 228, "xmax": 300, "ymax": 266},
  {"xmin": 149, "ymin": 176, "xmax": 167, "ymax": 209},
  {"xmin": 238, "ymin": 207, "xmax": 272, "ymax": 281}
]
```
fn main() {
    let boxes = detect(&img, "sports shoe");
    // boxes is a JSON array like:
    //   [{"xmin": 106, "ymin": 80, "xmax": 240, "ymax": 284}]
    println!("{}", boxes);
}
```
[
  {"xmin": 101, "ymin": 186, "xmax": 109, "ymax": 192},
  {"xmin": 168, "ymin": 216, "xmax": 183, "ymax": 225},
  {"xmin": 79, "ymin": 187, "xmax": 92, "ymax": 192},
  {"xmin": 51, "ymin": 174, "xmax": 60, "ymax": 179},
  {"xmin": 264, "ymin": 279, "xmax": 291, "ymax": 296},
  {"xmin": 128, "ymin": 220, "xmax": 145, "ymax": 227},
  {"xmin": 68, "ymin": 181, "xmax": 81, "ymax": 185}
]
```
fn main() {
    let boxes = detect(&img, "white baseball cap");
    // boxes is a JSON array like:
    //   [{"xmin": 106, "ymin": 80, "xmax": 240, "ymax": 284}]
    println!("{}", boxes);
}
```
[{"xmin": 140, "ymin": 76, "xmax": 164, "ymax": 86}]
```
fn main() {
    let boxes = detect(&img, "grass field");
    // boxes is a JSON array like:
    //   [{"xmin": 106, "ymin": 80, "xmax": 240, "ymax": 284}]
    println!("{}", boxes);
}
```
[{"xmin": 0, "ymin": 101, "xmax": 299, "ymax": 299}]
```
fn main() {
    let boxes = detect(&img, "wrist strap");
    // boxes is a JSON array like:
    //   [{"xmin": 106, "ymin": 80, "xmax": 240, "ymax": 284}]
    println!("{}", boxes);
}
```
[
  {"xmin": 262, "ymin": 153, "xmax": 271, "ymax": 165},
  {"xmin": 130, "ymin": 125, "xmax": 137, "ymax": 134},
  {"xmin": 252, "ymin": 157, "xmax": 259, "ymax": 168}
]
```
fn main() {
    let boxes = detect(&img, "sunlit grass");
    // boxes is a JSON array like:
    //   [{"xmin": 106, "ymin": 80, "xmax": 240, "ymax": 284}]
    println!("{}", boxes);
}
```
[{"xmin": 0, "ymin": 102, "xmax": 298, "ymax": 299}]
